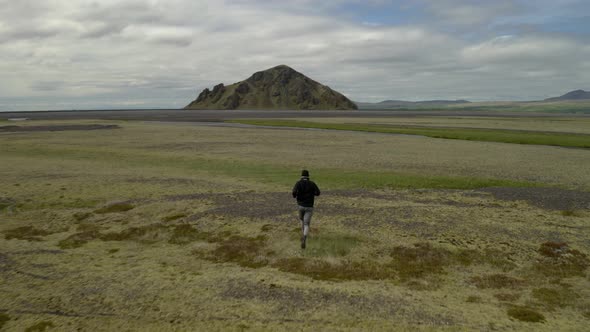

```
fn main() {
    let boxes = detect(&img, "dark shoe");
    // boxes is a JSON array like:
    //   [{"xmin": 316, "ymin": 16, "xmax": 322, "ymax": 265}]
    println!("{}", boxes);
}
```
[{"xmin": 301, "ymin": 235, "xmax": 307, "ymax": 249}]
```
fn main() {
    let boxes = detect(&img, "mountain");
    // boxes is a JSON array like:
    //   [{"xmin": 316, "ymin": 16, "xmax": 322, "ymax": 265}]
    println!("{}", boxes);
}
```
[
  {"xmin": 355, "ymin": 99, "xmax": 471, "ymax": 109},
  {"xmin": 185, "ymin": 65, "xmax": 357, "ymax": 110},
  {"xmin": 544, "ymin": 90, "xmax": 590, "ymax": 101}
]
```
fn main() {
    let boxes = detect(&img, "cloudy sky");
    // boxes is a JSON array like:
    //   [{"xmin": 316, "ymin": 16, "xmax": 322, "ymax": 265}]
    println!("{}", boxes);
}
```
[{"xmin": 1, "ymin": 0, "xmax": 589, "ymax": 111}]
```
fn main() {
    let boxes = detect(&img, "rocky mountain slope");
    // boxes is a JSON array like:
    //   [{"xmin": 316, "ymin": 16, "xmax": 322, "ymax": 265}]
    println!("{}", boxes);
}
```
[{"xmin": 185, "ymin": 65, "xmax": 357, "ymax": 110}]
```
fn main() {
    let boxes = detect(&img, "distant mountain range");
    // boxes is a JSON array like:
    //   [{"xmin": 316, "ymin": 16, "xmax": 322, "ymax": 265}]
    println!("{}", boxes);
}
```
[
  {"xmin": 544, "ymin": 89, "xmax": 590, "ymax": 102},
  {"xmin": 356, "ymin": 90, "xmax": 590, "ymax": 109},
  {"xmin": 185, "ymin": 65, "xmax": 357, "ymax": 110},
  {"xmin": 355, "ymin": 99, "xmax": 471, "ymax": 109}
]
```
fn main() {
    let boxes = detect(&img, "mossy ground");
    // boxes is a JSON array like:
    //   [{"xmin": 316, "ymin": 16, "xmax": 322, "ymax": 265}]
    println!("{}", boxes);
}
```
[{"xmin": 1, "ymin": 119, "xmax": 589, "ymax": 331}]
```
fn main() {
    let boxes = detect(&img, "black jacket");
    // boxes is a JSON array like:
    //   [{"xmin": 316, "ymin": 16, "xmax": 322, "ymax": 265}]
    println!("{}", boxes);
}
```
[{"xmin": 292, "ymin": 177, "xmax": 320, "ymax": 207}]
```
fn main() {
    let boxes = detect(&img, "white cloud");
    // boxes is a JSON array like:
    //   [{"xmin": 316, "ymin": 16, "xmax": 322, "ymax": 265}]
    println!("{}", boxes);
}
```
[
  {"xmin": 425, "ymin": 0, "xmax": 520, "ymax": 26},
  {"xmin": 462, "ymin": 35, "xmax": 579, "ymax": 64}
]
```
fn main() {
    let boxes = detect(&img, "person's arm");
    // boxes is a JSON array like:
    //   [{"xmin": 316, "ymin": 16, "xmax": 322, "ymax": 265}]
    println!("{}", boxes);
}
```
[
  {"xmin": 314, "ymin": 183, "xmax": 320, "ymax": 196},
  {"xmin": 292, "ymin": 182, "xmax": 299, "ymax": 198}
]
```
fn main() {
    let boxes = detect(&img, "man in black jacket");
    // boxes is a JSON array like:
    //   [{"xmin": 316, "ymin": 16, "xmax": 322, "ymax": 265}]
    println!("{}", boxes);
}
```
[{"xmin": 292, "ymin": 170, "xmax": 321, "ymax": 249}]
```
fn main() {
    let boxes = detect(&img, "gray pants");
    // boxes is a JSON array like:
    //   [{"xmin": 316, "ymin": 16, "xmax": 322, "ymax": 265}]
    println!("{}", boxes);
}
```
[{"xmin": 298, "ymin": 206, "xmax": 313, "ymax": 236}]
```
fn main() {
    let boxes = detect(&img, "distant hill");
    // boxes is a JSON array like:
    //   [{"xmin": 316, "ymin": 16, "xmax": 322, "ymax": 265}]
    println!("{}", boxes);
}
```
[
  {"xmin": 185, "ymin": 65, "xmax": 357, "ymax": 110},
  {"xmin": 355, "ymin": 99, "xmax": 471, "ymax": 109},
  {"xmin": 544, "ymin": 90, "xmax": 590, "ymax": 102}
]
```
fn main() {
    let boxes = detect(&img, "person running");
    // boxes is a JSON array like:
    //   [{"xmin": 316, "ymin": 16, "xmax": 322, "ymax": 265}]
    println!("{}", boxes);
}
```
[{"xmin": 292, "ymin": 170, "xmax": 321, "ymax": 249}]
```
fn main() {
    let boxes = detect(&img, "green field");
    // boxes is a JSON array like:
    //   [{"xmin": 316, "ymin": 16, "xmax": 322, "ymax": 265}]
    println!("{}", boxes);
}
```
[
  {"xmin": 1, "ymin": 118, "xmax": 589, "ymax": 331},
  {"xmin": 228, "ymin": 119, "xmax": 590, "ymax": 148}
]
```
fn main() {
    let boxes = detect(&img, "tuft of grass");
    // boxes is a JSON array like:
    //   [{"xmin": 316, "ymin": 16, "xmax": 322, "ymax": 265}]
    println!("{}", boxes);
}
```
[
  {"xmin": 76, "ymin": 222, "xmax": 102, "ymax": 233},
  {"xmin": 494, "ymin": 293, "xmax": 521, "ymax": 302},
  {"xmin": 168, "ymin": 224, "xmax": 208, "ymax": 245},
  {"xmin": 260, "ymin": 224, "xmax": 275, "ymax": 232},
  {"xmin": 108, "ymin": 248, "xmax": 120, "ymax": 254},
  {"xmin": 228, "ymin": 119, "xmax": 590, "ymax": 148},
  {"xmin": 162, "ymin": 213, "xmax": 187, "ymax": 222},
  {"xmin": 532, "ymin": 287, "xmax": 580, "ymax": 310},
  {"xmin": 534, "ymin": 242, "xmax": 589, "ymax": 277},
  {"xmin": 560, "ymin": 210, "xmax": 577, "ymax": 217},
  {"xmin": 273, "ymin": 257, "xmax": 392, "ymax": 281},
  {"xmin": 303, "ymin": 234, "xmax": 361, "ymax": 257},
  {"xmin": 73, "ymin": 212, "xmax": 92, "ymax": 221},
  {"xmin": 539, "ymin": 241, "xmax": 569, "ymax": 257},
  {"xmin": 208, "ymin": 235, "xmax": 269, "ymax": 268},
  {"xmin": 507, "ymin": 306, "xmax": 545, "ymax": 323},
  {"xmin": 58, "ymin": 230, "xmax": 101, "ymax": 249},
  {"xmin": 470, "ymin": 274, "xmax": 525, "ymax": 289},
  {"xmin": 100, "ymin": 224, "xmax": 167, "ymax": 242},
  {"xmin": 481, "ymin": 249, "xmax": 518, "ymax": 271},
  {"xmin": 466, "ymin": 295, "xmax": 481, "ymax": 303},
  {"xmin": 4, "ymin": 226, "xmax": 53, "ymax": 241},
  {"xmin": 405, "ymin": 277, "xmax": 443, "ymax": 291},
  {"xmin": 60, "ymin": 223, "xmax": 208, "ymax": 248},
  {"xmin": 94, "ymin": 201, "xmax": 135, "ymax": 214},
  {"xmin": 455, "ymin": 248, "xmax": 516, "ymax": 271},
  {"xmin": 0, "ymin": 198, "xmax": 15, "ymax": 210},
  {"xmin": 25, "ymin": 320, "xmax": 55, "ymax": 332},
  {"xmin": 389, "ymin": 242, "xmax": 451, "ymax": 280},
  {"xmin": 0, "ymin": 313, "xmax": 10, "ymax": 329}
]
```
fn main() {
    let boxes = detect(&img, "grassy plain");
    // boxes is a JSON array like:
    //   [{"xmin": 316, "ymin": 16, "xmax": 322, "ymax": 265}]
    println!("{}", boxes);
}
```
[{"xmin": 1, "ymin": 118, "xmax": 589, "ymax": 331}]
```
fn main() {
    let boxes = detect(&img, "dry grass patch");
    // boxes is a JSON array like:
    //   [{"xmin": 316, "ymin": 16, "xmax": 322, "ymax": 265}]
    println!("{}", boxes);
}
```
[
  {"xmin": 100, "ymin": 224, "xmax": 168, "ymax": 242},
  {"xmin": 389, "ymin": 242, "xmax": 451, "ymax": 280},
  {"xmin": 273, "ymin": 242, "xmax": 460, "ymax": 282},
  {"xmin": 58, "ymin": 223, "xmax": 214, "ymax": 249},
  {"xmin": 168, "ymin": 224, "xmax": 208, "ymax": 245},
  {"xmin": 0, "ymin": 313, "xmax": 10, "ymax": 330},
  {"xmin": 207, "ymin": 235, "xmax": 269, "ymax": 268},
  {"xmin": 75, "ymin": 221, "xmax": 103, "ymax": 233},
  {"xmin": 560, "ymin": 210, "xmax": 584, "ymax": 217},
  {"xmin": 162, "ymin": 213, "xmax": 187, "ymax": 222},
  {"xmin": 507, "ymin": 306, "xmax": 546, "ymax": 323},
  {"xmin": 73, "ymin": 211, "xmax": 92, "ymax": 221},
  {"xmin": 3, "ymin": 226, "xmax": 54, "ymax": 241},
  {"xmin": 58, "ymin": 230, "xmax": 102, "ymax": 249},
  {"xmin": 24, "ymin": 321, "xmax": 55, "ymax": 332},
  {"xmin": 0, "ymin": 197, "xmax": 15, "ymax": 210},
  {"xmin": 302, "ymin": 233, "xmax": 362, "ymax": 257},
  {"xmin": 248, "ymin": 241, "xmax": 522, "ymax": 286},
  {"xmin": 273, "ymin": 257, "xmax": 392, "ymax": 281},
  {"xmin": 93, "ymin": 201, "xmax": 135, "ymax": 214},
  {"xmin": 456, "ymin": 248, "xmax": 517, "ymax": 271},
  {"xmin": 531, "ymin": 287, "xmax": 580, "ymax": 310},
  {"xmin": 494, "ymin": 293, "xmax": 521, "ymax": 302},
  {"xmin": 470, "ymin": 274, "xmax": 525, "ymax": 289},
  {"xmin": 534, "ymin": 242, "xmax": 589, "ymax": 278},
  {"xmin": 260, "ymin": 224, "xmax": 275, "ymax": 232}
]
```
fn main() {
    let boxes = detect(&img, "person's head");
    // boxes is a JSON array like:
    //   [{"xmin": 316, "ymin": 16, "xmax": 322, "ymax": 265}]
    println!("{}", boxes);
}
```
[{"xmin": 301, "ymin": 169, "xmax": 309, "ymax": 177}]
